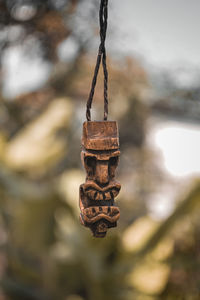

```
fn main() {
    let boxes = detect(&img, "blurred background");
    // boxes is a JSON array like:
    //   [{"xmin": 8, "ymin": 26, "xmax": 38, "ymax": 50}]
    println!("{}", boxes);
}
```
[{"xmin": 0, "ymin": 0, "xmax": 200, "ymax": 299}]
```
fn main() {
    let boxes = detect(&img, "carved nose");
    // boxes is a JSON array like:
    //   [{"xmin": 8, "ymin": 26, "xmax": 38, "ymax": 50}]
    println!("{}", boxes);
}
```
[{"xmin": 95, "ymin": 161, "xmax": 109, "ymax": 185}]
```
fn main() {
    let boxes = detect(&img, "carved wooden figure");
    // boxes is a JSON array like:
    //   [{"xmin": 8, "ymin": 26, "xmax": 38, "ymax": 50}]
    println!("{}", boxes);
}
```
[{"xmin": 79, "ymin": 121, "xmax": 121, "ymax": 237}]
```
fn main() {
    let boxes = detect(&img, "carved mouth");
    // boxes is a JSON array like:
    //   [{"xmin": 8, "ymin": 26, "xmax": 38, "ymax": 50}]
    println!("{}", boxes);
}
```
[
  {"xmin": 83, "ymin": 181, "xmax": 121, "ymax": 201},
  {"xmin": 80, "ymin": 206, "xmax": 120, "ymax": 224}
]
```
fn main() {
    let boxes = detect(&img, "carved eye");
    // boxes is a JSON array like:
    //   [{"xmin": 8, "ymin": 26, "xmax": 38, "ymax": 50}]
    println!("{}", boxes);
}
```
[
  {"xmin": 109, "ymin": 156, "xmax": 119, "ymax": 166},
  {"xmin": 85, "ymin": 156, "xmax": 97, "ymax": 168}
]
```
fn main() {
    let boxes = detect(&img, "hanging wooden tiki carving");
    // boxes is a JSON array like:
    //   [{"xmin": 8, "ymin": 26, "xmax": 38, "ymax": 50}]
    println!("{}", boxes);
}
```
[
  {"xmin": 79, "ymin": 0, "xmax": 120, "ymax": 237},
  {"xmin": 79, "ymin": 121, "xmax": 121, "ymax": 237}
]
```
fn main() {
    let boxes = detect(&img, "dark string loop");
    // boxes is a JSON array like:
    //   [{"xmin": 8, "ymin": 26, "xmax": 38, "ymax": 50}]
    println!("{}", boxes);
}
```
[{"xmin": 86, "ymin": 0, "xmax": 109, "ymax": 121}]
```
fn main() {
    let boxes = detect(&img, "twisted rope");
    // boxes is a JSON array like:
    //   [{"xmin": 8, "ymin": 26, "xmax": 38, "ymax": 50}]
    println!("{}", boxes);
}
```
[{"xmin": 86, "ymin": 0, "xmax": 109, "ymax": 121}]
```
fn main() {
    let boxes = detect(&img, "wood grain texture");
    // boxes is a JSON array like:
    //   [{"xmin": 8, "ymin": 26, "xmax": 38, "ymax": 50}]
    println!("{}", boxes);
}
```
[{"xmin": 79, "ymin": 121, "xmax": 121, "ymax": 238}]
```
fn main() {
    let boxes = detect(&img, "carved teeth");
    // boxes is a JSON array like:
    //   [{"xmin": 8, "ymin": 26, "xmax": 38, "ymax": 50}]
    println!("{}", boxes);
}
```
[
  {"xmin": 87, "ymin": 190, "xmax": 96, "ymax": 199},
  {"xmin": 104, "ymin": 192, "xmax": 111, "ymax": 200},
  {"xmin": 94, "ymin": 192, "xmax": 103, "ymax": 201},
  {"xmin": 81, "ymin": 206, "xmax": 120, "ymax": 224},
  {"xmin": 86, "ymin": 188, "xmax": 120, "ymax": 201},
  {"xmin": 99, "ymin": 193, "xmax": 104, "ymax": 200},
  {"xmin": 86, "ymin": 190, "xmax": 117, "ymax": 201},
  {"xmin": 95, "ymin": 193, "xmax": 100, "ymax": 200},
  {"xmin": 112, "ymin": 189, "xmax": 119, "ymax": 198},
  {"xmin": 84, "ymin": 206, "xmax": 120, "ymax": 217}
]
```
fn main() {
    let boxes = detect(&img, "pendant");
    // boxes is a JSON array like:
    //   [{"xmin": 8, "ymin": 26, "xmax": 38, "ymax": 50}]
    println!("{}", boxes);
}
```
[{"xmin": 79, "ymin": 121, "xmax": 121, "ymax": 238}]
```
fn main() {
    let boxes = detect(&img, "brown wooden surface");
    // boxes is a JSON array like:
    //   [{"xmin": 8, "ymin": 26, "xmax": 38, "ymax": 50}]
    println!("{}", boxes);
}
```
[
  {"xmin": 82, "ymin": 121, "xmax": 119, "ymax": 150},
  {"xmin": 79, "ymin": 121, "xmax": 121, "ymax": 238}
]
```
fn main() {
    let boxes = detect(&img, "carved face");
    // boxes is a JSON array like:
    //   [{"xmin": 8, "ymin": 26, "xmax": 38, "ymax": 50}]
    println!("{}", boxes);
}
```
[{"xmin": 79, "ymin": 121, "xmax": 121, "ymax": 237}]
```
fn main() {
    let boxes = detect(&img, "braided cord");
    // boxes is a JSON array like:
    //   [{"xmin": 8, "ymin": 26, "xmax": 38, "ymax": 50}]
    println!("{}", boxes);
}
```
[{"xmin": 86, "ymin": 0, "xmax": 109, "ymax": 121}]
